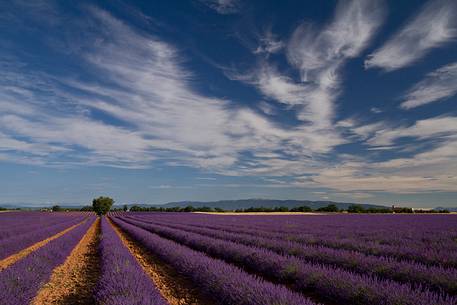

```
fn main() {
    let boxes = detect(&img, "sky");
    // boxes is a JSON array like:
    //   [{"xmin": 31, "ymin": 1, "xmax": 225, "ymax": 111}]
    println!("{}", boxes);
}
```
[{"xmin": 0, "ymin": 0, "xmax": 456, "ymax": 207}]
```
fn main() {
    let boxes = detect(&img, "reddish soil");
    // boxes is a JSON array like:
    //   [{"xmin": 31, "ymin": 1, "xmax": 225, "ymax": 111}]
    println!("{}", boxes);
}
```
[{"xmin": 32, "ymin": 218, "xmax": 101, "ymax": 305}]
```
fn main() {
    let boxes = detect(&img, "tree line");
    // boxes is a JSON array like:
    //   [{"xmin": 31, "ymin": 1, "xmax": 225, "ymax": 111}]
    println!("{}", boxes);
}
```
[
  {"xmin": 33, "ymin": 198, "xmax": 450, "ymax": 214},
  {"xmin": 128, "ymin": 203, "xmax": 450, "ymax": 213}
]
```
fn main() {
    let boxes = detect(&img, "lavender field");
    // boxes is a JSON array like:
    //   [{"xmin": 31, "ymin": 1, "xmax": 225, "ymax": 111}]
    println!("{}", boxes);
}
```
[{"xmin": 1, "ymin": 212, "xmax": 457, "ymax": 305}]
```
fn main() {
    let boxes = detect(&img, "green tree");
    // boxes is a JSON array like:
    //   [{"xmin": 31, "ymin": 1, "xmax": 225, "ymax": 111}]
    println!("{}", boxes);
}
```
[
  {"xmin": 123, "ymin": 204, "xmax": 128, "ymax": 212},
  {"xmin": 129, "ymin": 205, "xmax": 142, "ymax": 212},
  {"xmin": 274, "ymin": 206, "xmax": 289, "ymax": 212},
  {"xmin": 80, "ymin": 205, "xmax": 93, "ymax": 212},
  {"xmin": 92, "ymin": 196, "xmax": 114, "ymax": 216},
  {"xmin": 348, "ymin": 204, "xmax": 365, "ymax": 213},
  {"xmin": 52, "ymin": 205, "xmax": 62, "ymax": 212},
  {"xmin": 317, "ymin": 204, "xmax": 339, "ymax": 212},
  {"xmin": 290, "ymin": 205, "xmax": 312, "ymax": 212},
  {"xmin": 182, "ymin": 205, "xmax": 195, "ymax": 212},
  {"xmin": 198, "ymin": 206, "xmax": 213, "ymax": 212}
]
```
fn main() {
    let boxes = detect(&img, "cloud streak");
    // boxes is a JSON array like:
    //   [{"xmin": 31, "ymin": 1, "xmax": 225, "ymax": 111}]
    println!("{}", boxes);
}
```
[
  {"xmin": 253, "ymin": 30, "xmax": 284, "ymax": 55},
  {"xmin": 401, "ymin": 62, "xmax": 457, "ymax": 109},
  {"xmin": 367, "ymin": 116, "xmax": 457, "ymax": 147},
  {"xmin": 231, "ymin": 0, "xmax": 385, "ymax": 139},
  {"xmin": 365, "ymin": 0, "xmax": 457, "ymax": 71},
  {"xmin": 320, "ymin": 115, "xmax": 457, "ymax": 192},
  {"xmin": 202, "ymin": 0, "xmax": 239, "ymax": 14}
]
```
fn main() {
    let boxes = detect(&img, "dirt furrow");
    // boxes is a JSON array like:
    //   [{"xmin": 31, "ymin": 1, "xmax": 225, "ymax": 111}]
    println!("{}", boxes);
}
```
[
  {"xmin": 108, "ymin": 217, "xmax": 215, "ymax": 305},
  {"xmin": 32, "ymin": 218, "xmax": 101, "ymax": 305},
  {"xmin": 0, "ymin": 219, "xmax": 87, "ymax": 271}
]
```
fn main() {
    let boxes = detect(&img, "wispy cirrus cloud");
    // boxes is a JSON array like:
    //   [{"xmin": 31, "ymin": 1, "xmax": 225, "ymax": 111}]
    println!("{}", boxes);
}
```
[
  {"xmin": 253, "ymin": 30, "xmax": 284, "ymax": 55},
  {"xmin": 287, "ymin": 0, "xmax": 385, "ymax": 80},
  {"xmin": 365, "ymin": 0, "xmax": 457, "ymax": 71},
  {"xmin": 244, "ymin": 64, "xmax": 308, "ymax": 106},
  {"xmin": 370, "ymin": 107, "xmax": 382, "ymax": 114},
  {"xmin": 312, "ymin": 167, "xmax": 457, "ymax": 193},
  {"xmin": 400, "ymin": 62, "xmax": 457, "ymax": 109},
  {"xmin": 232, "ymin": 0, "xmax": 385, "ymax": 130},
  {"xmin": 201, "ymin": 0, "xmax": 240, "ymax": 14},
  {"xmin": 367, "ymin": 116, "xmax": 457, "ymax": 147},
  {"xmin": 320, "ymin": 115, "xmax": 457, "ymax": 192}
]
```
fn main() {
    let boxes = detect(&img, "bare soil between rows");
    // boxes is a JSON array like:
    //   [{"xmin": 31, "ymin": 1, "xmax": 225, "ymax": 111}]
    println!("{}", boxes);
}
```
[
  {"xmin": 32, "ymin": 218, "xmax": 101, "ymax": 305},
  {"xmin": 108, "ymin": 217, "xmax": 216, "ymax": 305}
]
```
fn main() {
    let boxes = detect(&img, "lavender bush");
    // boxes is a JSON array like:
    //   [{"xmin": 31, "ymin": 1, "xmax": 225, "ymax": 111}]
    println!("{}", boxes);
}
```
[
  {"xmin": 127, "ymin": 216, "xmax": 457, "ymax": 294},
  {"xmin": 0, "ymin": 216, "xmax": 96, "ymax": 305},
  {"xmin": 127, "ymin": 213, "xmax": 457, "ymax": 267},
  {"xmin": 111, "ymin": 216, "xmax": 318, "ymax": 305},
  {"xmin": 95, "ymin": 217, "xmax": 168, "ymax": 305},
  {"xmin": 0, "ymin": 215, "xmax": 87, "ymax": 260},
  {"xmin": 118, "ymin": 215, "xmax": 457, "ymax": 305}
]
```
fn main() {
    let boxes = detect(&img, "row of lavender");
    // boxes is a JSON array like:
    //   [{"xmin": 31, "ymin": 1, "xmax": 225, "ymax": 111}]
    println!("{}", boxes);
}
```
[
  {"xmin": 0, "ymin": 216, "xmax": 97, "ymax": 305},
  {"xmin": 122, "ymin": 214, "xmax": 457, "ymax": 295},
  {"xmin": 126, "ymin": 212, "xmax": 457, "ymax": 267},
  {"xmin": 110, "ymin": 216, "xmax": 318, "ymax": 305},
  {"xmin": 0, "ymin": 213, "xmax": 88, "ymax": 260},
  {"xmin": 0, "ymin": 212, "xmax": 87, "ymax": 240},
  {"xmin": 116, "ymin": 213, "xmax": 457, "ymax": 305},
  {"xmin": 96, "ymin": 217, "xmax": 168, "ymax": 305}
]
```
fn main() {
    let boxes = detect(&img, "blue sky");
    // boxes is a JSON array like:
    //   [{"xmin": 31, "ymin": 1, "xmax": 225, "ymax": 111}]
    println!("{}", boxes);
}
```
[{"xmin": 1, "ymin": 0, "xmax": 456, "ymax": 207}]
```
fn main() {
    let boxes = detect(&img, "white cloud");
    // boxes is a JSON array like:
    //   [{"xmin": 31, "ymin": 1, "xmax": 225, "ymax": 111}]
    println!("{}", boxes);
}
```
[
  {"xmin": 148, "ymin": 185, "xmax": 192, "ymax": 189},
  {"xmin": 257, "ymin": 101, "xmax": 276, "ymax": 116},
  {"xmin": 333, "ymin": 192, "xmax": 374, "ymax": 199},
  {"xmin": 287, "ymin": 0, "xmax": 385, "ymax": 77},
  {"xmin": 253, "ymin": 65, "xmax": 308, "ymax": 106},
  {"xmin": 287, "ymin": 0, "xmax": 384, "ymax": 123},
  {"xmin": 370, "ymin": 107, "xmax": 382, "ymax": 113},
  {"xmin": 312, "ymin": 167, "xmax": 457, "ymax": 193},
  {"xmin": 202, "ymin": 0, "xmax": 239, "ymax": 14},
  {"xmin": 312, "ymin": 115, "xmax": 457, "ymax": 193},
  {"xmin": 253, "ymin": 30, "xmax": 284, "ymax": 55},
  {"xmin": 231, "ymin": 0, "xmax": 384, "ymax": 143},
  {"xmin": 0, "ymin": 131, "xmax": 69, "ymax": 156},
  {"xmin": 335, "ymin": 118, "xmax": 356, "ymax": 128},
  {"xmin": 365, "ymin": 0, "xmax": 457, "ymax": 71},
  {"xmin": 351, "ymin": 122, "xmax": 387, "ymax": 141},
  {"xmin": 367, "ymin": 116, "xmax": 457, "ymax": 146},
  {"xmin": 267, "ymin": 0, "xmax": 383, "ymax": 128},
  {"xmin": 401, "ymin": 62, "xmax": 457, "ymax": 109}
]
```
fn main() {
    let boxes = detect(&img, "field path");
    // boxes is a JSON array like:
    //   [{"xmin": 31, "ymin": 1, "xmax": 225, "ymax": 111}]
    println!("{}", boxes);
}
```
[
  {"xmin": 32, "ymin": 218, "xmax": 101, "ymax": 305},
  {"xmin": 109, "ymin": 217, "xmax": 215, "ymax": 305},
  {"xmin": 0, "ymin": 219, "xmax": 87, "ymax": 271}
]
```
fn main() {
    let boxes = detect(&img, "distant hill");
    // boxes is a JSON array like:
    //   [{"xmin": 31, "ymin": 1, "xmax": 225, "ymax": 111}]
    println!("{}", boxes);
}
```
[
  {"xmin": 0, "ymin": 203, "xmax": 86, "ymax": 210},
  {"xmin": 159, "ymin": 199, "xmax": 387, "ymax": 210},
  {"xmin": 435, "ymin": 207, "xmax": 457, "ymax": 212}
]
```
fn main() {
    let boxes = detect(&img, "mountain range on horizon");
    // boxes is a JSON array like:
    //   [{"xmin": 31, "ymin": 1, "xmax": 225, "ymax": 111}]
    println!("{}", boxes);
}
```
[{"xmin": 159, "ymin": 199, "xmax": 387, "ymax": 211}]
